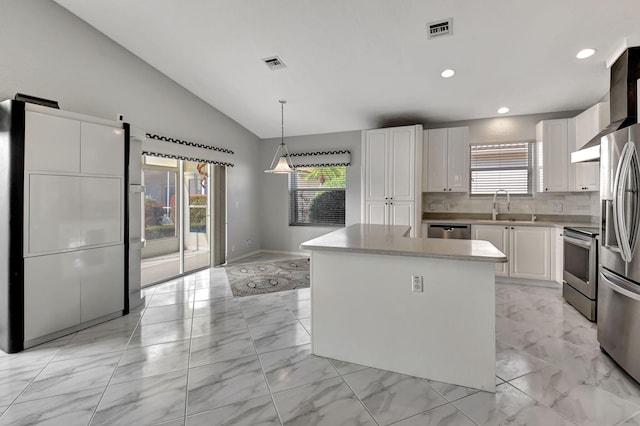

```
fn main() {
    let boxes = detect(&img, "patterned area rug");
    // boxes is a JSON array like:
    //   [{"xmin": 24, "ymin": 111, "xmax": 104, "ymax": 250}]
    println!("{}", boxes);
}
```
[{"xmin": 225, "ymin": 258, "xmax": 310, "ymax": 297}]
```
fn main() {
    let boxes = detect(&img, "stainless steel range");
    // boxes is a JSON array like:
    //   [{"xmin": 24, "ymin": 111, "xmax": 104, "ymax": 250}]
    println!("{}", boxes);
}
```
[{"xmin": 563, "ymin": 226, "xmax": 599, "ymax": 321}]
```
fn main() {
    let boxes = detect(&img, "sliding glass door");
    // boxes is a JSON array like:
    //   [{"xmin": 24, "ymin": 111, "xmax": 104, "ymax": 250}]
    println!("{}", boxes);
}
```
[{"xmin": 141, "ymin": 156, "xmax": 212, "ymax": 286}]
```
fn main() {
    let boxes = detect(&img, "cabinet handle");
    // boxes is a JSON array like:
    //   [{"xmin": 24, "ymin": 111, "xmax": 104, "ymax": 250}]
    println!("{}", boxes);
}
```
[
  {"xmin": 545, "ymin": 188, "xmax": 548, "ymax": 191},
  {"xmin": 448, "ymin": 188, "xmax": 452, "ymax": 191},
  {"xmin": 390, "ymin": 202, "xmax": 394, "ymax": 205},
  {"xmin": 443, "ymin": 188, "xmax": 447, "ymax": 191},
  {"xmin": 511, "ymin": 227, "xmax": 514, "ymax": 230},
  {"xmin": 505, "ymin": 227, "xmax": 508, "ymax": 229},
  {"xmin": 390, "ymin": 197, "xmax": 393, "ymax": 200}
]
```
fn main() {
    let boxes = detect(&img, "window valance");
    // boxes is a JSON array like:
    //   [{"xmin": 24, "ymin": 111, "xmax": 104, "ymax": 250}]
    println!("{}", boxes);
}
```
[{"xmin": 288, "ymin": 150, "xmax": 351, "ymax": 168}]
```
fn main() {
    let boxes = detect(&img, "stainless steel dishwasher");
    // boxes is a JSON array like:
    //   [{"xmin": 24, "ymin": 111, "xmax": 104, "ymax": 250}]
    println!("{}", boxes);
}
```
[{"xmin": 427, "ymin": 223, "xmax": 471, "ymax": 239}]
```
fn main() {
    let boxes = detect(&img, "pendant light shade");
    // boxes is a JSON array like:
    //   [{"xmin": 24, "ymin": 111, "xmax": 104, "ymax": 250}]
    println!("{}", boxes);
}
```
[{"xmin": 264, "ymin": 100, "xmax": 294, "ymax": 174}]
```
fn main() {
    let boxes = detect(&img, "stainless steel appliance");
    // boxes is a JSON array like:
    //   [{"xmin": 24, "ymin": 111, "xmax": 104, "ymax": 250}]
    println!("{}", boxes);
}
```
[
  {"xmin": 562, "ymin": 226, "xmax": 598, "ymax": 321},
  {"xmin": 599, "ymin": 122, "xmax": 640, "ymax": 383},
  {"xmin": 426, "ymin": 223, "xmax": 471, "ymax": 239}
]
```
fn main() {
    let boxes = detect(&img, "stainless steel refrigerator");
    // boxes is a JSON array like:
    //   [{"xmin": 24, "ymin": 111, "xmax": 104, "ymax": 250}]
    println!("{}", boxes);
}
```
[{"xmin": 599, "ymin": 122, "xmax": 640, "ymax": 382}]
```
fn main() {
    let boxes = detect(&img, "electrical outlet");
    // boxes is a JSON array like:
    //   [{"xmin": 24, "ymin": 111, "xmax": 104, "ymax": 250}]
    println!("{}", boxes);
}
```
[
  {"xmin": 231, "ymin": 244, "xmax": 236, "ymax": 252},
  {"xmin": 553, "ymin": 202, "xmax": 563, "ymax": 212},
  {"xmin": 444, "ymin": 202, "xmax": 450, "ymax": 211},
  {"xmin": 412, "ymin": 275, "xmax": 423, "ymax": 292},
  {"xmin": 246, "ymin": 238, "xmax": 252, "ymax": 246},
  {"xmin": 429, "ymin": 203, "xmax": 437, "ymax": 210}
]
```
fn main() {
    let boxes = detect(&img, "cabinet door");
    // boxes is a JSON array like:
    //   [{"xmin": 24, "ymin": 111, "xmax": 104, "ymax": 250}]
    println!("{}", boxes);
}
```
[
  {"xmin": 81, "ymin": 245, "xmax": 124, "ymax": 322},
  {"xmin": 389, "ymin": 202, "xmax": 414, "ymax": 234},
  {"xmin": 426, "ymin": 129, "xmax": 448, "ymax": 192},
  {"xmin": 363, "ymin": 129, "xmax": 388, "ymax": 200},
  {"xmin": 574, "ymin": 103, "xmax": 608, "ymax": 191},
  {"xmin": 24, "ymin": 112, "xmax": 80, "ymax": 173},
  {"xmin": 538, "ymin": 120, "xmax": 568, "ymax": 192},
  {"xmin": 473, "ymin": 225, "xmax": 509, "ymax": 276},
  {"xmin": 27, "ymin": 174, "xmax": 82, "ymax": 254},
  {"xmin": 388, "ymin": 126, "xmax": 415, "ymax": 201},
  {"xmin": 24, "ymin": 252, "xmax": 81, "ymax": 341},
  {"xmin": 447, "ymin": 127, "xmax": 469, "ymax": 192},
  {"xmin": 510, "ymin": 226, "xmax": 551, "ymax": 280},
  {"xmin": 81, "ymin": 177, "xmax": 123, "ymax": 246},
  {"xmin": 80, "ymin": 122, "xmax": 125, "ymax": 176},
  {"xmin": 364, "ymin": 201, "xmax": 387, "ymax": 226}
]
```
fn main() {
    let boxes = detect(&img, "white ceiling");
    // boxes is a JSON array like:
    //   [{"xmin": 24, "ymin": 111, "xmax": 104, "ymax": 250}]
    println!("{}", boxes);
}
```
[{"xmin": 53, "ymin": 0, "xmax": 640, "ymax": 139}]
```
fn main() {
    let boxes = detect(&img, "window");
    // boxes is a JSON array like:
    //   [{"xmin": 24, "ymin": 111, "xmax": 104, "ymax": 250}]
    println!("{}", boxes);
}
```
[
  {"xmin": 289, "ymin": 166, "xmax": 346, "ymax": 226},
  {"xmin": 469, "ymin": 141, "xmax": 534, "ymax": 195}
]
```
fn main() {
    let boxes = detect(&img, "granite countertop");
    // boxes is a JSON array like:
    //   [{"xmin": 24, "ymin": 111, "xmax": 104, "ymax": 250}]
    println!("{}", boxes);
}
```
[
  {"xmin": 422, "ymin": 218, "xmax": 595, "ymax": 228},
  {"xmin": 300, "ymin": 224, "xmax": 507, "ymax": 263}
]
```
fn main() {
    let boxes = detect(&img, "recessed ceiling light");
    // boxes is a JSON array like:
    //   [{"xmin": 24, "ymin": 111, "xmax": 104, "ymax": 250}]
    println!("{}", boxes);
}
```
[
  {"xmin": 497, "ymin": 107, "xmax": 510, "ymax": 114},
  {"xmin": 576, "ymin": 48, "xmax": 596, "ymax": 59},
  {"xmin": 441, "ymin": 69, "xmax": 455, "ymax": 78}
]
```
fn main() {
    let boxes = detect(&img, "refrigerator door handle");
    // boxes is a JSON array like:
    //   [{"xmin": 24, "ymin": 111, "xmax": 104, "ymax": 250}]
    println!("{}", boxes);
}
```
[
  {"xmin": 613, "ymin": 142, "xmax": 634, "ymax": 261},
  {"xmin": 601, "ymin": 269, "xmax": 640, "ymax": 302}
]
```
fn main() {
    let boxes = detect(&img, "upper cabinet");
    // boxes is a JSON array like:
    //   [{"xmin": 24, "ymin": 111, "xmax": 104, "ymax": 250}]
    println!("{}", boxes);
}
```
[
  {"xmin": 25, "ymin": 111, "xmax": 124, "ymax": 176},
  {"xmin": 572, "ymin": 102, "xmax": 609, "ymax": 191},
  {"xmin": 536, "ymin": 119, "xmax": 569, "ymax": 192},
  {"xmin": 424, "ymin": 127, "xmax": 469, "ymax": 192},
  {"xmin": 362, "ymin": 125, "xmax": 422, "ymax": 237}
]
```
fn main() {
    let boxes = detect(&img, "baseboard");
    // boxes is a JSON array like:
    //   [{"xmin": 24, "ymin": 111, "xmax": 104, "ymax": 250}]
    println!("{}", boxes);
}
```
[
  {"xmin": 226, "ymin": 249, "xmax": 263, "ymax": 263},
  {"xmin": 496, "ymin": 277, "xmax": 561, "ymax": 289}
]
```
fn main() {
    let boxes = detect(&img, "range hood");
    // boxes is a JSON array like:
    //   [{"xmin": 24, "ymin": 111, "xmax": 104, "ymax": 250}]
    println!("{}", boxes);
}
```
[{"xmin": 571, "ymin": 47, "xmax": 640, "ymax": 163}]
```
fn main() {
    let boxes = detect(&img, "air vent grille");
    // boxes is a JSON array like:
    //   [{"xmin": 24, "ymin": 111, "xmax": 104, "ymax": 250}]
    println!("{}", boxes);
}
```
[
  {"xmin": 427, "ymin": 18, "xmax": 452, "ymax": 39},
  {"xmin": 263, "ymin": 56, "xmax": 287, "ymax": 70}
]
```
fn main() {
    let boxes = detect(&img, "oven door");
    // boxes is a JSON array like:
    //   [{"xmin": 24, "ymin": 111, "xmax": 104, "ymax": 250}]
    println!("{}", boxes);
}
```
[{"xmin": 563, "ymin": 232, "xmax": 597, "ymax": 299}]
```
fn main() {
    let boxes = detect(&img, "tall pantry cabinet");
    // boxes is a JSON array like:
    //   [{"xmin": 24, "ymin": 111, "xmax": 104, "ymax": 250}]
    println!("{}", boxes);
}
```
[
  {"xmin": 0, "ymin": 100, "xmax": 129, "ymax": 353},
  {"xmin": 361, "ymin": 125, "xmax": 422, "ymax": 237}
]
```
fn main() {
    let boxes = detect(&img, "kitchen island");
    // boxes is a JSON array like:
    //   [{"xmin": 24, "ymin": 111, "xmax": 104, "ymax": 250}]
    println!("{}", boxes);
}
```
[{"xmin": 301, "ymin": 224, "xmax": 507, "ymax": 392}]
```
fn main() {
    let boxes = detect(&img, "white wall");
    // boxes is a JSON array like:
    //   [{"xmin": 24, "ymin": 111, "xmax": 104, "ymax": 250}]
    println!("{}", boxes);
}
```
[
  {"xmin": 260, "ymin": 131, "xmax": 361, "ymax": 253},
  {"xmin": 0, "ymin": 0, "xmax": 262, "ymax": 261}
]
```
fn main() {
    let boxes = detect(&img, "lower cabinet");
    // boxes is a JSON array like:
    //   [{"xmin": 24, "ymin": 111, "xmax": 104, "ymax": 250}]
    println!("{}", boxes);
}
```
[
  {"xmin": 24, "ymin": 245, "xmax": 124, "ymax": 342},
  {"xmin": 473, "ymin": 225, "xmax": 552, "ymax": 281},
  {"xmin": 364, "ymin": 201, "xmax": 415, "ymax": 231}
]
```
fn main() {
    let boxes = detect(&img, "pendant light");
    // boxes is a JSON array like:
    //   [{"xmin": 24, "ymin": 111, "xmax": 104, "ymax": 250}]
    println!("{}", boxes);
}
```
[{"xmin": 264, "ymin": 99, "xmax": 294, "ymax": 174}]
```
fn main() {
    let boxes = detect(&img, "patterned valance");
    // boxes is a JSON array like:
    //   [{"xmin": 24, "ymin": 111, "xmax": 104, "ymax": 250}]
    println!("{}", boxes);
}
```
[
  {"xmin": 141, "ymin": 151, "xmax": 234, "ymax": 167},
  {"xmin": 134, "ymin": 130, "xmax": 235, "ymax": 167},
  {"xmin": 289, "ymin": 150, "xmax": 351, "ymax": 168}
]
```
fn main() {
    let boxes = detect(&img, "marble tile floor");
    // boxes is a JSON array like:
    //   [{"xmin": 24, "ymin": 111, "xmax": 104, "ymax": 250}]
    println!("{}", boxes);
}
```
[{"xmin": 1, "ymin": 256, "xmax": 640, "ymax": 425}]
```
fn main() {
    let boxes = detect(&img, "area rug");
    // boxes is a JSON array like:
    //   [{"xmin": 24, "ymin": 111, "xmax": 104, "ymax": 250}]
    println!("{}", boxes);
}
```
[{"xmin": 225, "ymin": 258, "xmax": 310, "ymax": 297}]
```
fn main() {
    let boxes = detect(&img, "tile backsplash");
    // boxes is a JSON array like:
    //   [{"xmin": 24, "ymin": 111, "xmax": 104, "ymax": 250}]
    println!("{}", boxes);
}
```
[{"xmin": 423, "ymin": 191, "xmax": 599, "ymax": 219}]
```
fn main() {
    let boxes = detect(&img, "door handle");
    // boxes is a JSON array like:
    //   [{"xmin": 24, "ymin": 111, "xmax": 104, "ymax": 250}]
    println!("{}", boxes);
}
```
[{"xmin": 601, "ymin": 269, "xmax": 640, "ymax": 302}]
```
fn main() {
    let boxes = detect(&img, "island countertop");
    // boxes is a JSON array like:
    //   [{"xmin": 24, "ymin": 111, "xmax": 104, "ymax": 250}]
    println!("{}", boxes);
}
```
[{"xmin": 300, "ymin": 224, "xmax": 507, "ymax": 263}]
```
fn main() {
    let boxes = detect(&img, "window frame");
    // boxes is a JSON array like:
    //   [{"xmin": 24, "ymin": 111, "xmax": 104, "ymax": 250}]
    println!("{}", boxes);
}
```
[
  {"xmin": 468, "ymin": 140, "xmax": 535, "ymax": 197},
  {"xmin": 288, "ymin": 167, "xmax": 347, "ymax": 227}
]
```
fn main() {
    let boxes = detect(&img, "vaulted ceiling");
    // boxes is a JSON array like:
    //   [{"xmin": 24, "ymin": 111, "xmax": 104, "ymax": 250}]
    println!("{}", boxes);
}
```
[{"xmin": 54, "ymin": 0, "xmax": 640, "ymax": 138}]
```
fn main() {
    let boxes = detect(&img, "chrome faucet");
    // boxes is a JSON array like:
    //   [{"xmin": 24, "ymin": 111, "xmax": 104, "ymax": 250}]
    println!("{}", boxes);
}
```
[{"xmin": 492, "ymin": 189, "xmax": 510, "ymax": 221}]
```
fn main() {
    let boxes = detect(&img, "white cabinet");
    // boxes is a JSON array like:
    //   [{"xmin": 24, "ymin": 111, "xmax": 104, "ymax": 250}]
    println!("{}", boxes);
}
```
[
  {"xmin": 424, "ymin": 127, "xmax": 469, "ymax": 192},
  {"xmin": 510, "ymin": 226, "xmax": 551, "ymax": 280},
  {"xmin": 24, "ymin": 246, "xmax": 124, "ymax": 341},
  {"xmin": 362, "ymin": 125, "xmax": 422, "ymax": 236},
  {"xmin": 80, "ymin": 245, "xmax": 124, "ymax": 323},
  {"xmin": 473, "ymin": 224, "xmax": 509, "ymax": 276},
  {"xmin": 536, "ymin": 119, "xmax": 569, "ymax": 192},
  {"xmin": 24, "ymin": 252, "xmax": 82, "ymax": 341},
  {"xmin": 25, "ymin": 112, "xmax": 81, "ymax": 173},
  {"xmin": 473, "ymin": 224, "xmax": 552, "ymax": 281},
  {"xmin": 572, "ymin": 102, "xmax": 609, "ymax": 191},
  {"xmin": 80, "ymin": 122, "xmax": 125, "ymax": 176}
]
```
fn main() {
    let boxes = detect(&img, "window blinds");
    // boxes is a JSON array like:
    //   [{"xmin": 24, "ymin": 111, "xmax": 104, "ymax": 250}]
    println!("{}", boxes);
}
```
[
  {"xmin": 289, "ymin": 167, "xmax": 346, "ymax": 226},
  {"xmin": 470, "ymin": 142, "xmax": 534, "ymax": 195}
]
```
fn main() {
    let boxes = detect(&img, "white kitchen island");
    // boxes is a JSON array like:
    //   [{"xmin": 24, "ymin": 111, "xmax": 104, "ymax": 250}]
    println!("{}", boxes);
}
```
[{"xmin": 300, "ymin": 224, "xmax": 507, "ymax": 392}]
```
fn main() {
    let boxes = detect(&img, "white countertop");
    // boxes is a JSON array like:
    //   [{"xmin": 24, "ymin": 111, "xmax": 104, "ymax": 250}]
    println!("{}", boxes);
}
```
[{"xmin": 300, "ymin": 224, "xmax": 507, "ymax": 263}]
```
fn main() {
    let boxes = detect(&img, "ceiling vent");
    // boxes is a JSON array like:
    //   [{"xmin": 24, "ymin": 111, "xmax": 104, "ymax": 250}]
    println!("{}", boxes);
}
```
[
  {"xmin": 263, "ymin": 56, "xmax": 287, "ymax": 70},
  {"xmin": 427, "ymin": 18, "xmax": 452, "ymax": 39}
]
